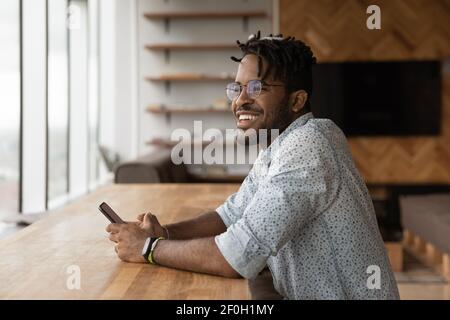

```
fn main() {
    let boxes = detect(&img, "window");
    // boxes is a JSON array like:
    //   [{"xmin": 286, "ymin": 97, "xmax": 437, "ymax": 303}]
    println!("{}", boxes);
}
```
[
  {"xmin": 88, "ymin": 0, "xmax": 100, "ymax": 190},
  {"xmin": 47, "ymin": 0, "xmax": 69, "ymax": 206},
  {"xmin": 0, "ymin": 0, "xmax": 20, "ymax": 218},
  {"xmin": 1, "ymin": 0, "xmax": 109, "ymax": 218}
]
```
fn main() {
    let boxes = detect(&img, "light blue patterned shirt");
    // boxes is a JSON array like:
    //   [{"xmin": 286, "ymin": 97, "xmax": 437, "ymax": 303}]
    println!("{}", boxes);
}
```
[{"xmin": 215, "ymin": 112, "xmax": 400, "ymax": 300}]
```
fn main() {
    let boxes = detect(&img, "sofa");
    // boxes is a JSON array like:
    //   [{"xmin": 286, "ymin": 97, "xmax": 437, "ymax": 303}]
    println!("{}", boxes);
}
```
[{"xmin": 114, "ymin": 148, "xmax": 188, "ymax": 183}]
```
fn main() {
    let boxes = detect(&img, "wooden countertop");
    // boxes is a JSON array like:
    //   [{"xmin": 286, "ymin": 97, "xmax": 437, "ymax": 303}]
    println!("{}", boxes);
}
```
[{"xmin": 0, "ymin": 183, "xmax": 249, "ymax": 299}]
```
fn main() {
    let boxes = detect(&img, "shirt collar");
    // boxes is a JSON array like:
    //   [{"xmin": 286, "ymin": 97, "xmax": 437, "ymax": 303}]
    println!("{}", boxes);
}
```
[
  {"xmin": 279, "ymin": 112, "xmax": 314, "ymax": 137},
  {"xmin": 258, "ymin": 112, "xmax": 314, "ymax": 163},
  {"xmin": 269, "ymin": 112, "xmax": 314, "ymax": 148}
]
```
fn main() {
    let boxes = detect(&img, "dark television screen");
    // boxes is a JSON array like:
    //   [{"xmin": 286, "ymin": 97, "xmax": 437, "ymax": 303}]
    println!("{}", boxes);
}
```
[{"xmin": 310, "ymin": 61, "xmax": 441, "ymax": 136}]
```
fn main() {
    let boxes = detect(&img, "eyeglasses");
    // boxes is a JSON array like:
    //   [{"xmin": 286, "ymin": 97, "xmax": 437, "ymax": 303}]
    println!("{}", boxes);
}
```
[{"xmin": 226, "ymin": 79, "xmax": 284, "ymax": 101}]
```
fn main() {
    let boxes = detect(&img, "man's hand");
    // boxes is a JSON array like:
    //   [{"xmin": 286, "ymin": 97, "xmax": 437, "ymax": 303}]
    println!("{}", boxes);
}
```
[
  {"xmin": 105, "ymin": 211, "xmax": 241, "ymax": 278},
  {"xmin": 135, "ymin": 212, "xmax": 167, "ymax": 238},
  {"xmin": 106, "ymin": 212, "xmax": 167, "ymax": 263},
  {"xmin": 106, "ymin": 223, "xmax": 149, "ymax": 263}
]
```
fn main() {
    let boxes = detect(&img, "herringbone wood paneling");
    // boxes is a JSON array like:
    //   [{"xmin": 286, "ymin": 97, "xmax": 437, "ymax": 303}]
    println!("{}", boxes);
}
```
[
  {"xmin": 347, "ymin": 75, "xmax": 450, "ymax": 184},
  {"xmin": 280, "ymin": 0, "xmax": 450, "ymax": 183},
  {"xmin": 280, "ymin": 0, "xmax": 450, "ymax": 62}
]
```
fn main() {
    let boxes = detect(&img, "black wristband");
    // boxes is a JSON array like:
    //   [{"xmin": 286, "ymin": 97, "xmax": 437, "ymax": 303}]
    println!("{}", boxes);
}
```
[{"xmin": 142, "ymin": 237, "xmax": 158, "ymax": 262}]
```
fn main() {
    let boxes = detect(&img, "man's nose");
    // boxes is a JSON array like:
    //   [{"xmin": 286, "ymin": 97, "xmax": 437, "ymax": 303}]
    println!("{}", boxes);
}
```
[{"xmin": 235, "ymin": 87, "xmax": 254, "ymax": 108}]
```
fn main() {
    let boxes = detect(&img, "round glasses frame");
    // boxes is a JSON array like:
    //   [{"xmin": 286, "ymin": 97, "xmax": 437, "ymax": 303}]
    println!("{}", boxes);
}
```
[{"xmin": 226, "ymin": 79, "xmax": 284, "ymax": 101}]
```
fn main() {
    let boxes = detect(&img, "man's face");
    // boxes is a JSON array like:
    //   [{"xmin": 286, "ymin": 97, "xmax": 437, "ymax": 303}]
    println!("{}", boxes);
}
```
[{"xmin": 231, "ymin": 54, "xmax": 294, "ymax": 134}]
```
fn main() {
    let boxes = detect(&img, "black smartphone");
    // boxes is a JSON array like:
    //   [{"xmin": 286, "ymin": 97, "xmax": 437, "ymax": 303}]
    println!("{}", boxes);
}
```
[{"xmin": 99, "ymin": 202, "xmax": 125, "ymax": 224}]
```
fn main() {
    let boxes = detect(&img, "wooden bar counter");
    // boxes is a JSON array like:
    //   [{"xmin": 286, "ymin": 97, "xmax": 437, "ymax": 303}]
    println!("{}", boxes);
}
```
[{"xmin": 0, "ymin": 184, "xmax": 249, "ymax": 299}]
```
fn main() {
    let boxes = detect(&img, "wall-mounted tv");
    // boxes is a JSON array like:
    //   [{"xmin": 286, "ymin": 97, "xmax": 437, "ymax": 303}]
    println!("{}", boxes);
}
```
[{"xmin": 310, "ymin": 60, "xmax": 442, "ymax": 136}]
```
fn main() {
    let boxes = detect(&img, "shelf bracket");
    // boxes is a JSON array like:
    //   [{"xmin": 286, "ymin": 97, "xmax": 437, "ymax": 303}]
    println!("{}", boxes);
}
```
[
  {"xmin": 242, "ymin": 16, "xmax": 249, "ymax": 32},
  {"xmin": 164, "ymin": 18, "xmax": 170, "ymax": 34},
  {"xmin": 164, "ymin": 49, "xmax": 170, "ymax": 64},
  {"xmin": 165, "ymin": 81, "xmax": 171, "ymax": 95},
  {"xmin": 165, "ymin": 112, "xmax": 171, "ymax": 126}
]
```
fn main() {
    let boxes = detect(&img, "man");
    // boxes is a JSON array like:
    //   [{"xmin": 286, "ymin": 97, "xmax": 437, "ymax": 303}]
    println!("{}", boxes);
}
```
[{"xmin": 106, "ymin": 32, "xmax": 400, "ymax": 300}]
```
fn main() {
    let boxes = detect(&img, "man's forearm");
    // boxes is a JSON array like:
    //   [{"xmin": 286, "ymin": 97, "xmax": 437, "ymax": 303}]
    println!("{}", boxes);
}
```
[
  {"xmin": 152, "ymin": 237, "xmax": 240, "ymax": 278},
  {"xmin": 163, "ymin": 210, "xmax": 227, "ymax": 240}
]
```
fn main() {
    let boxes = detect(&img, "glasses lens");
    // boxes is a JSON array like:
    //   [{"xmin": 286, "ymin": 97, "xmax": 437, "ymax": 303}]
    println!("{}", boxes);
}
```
[
  {"xmin": 226, "ymin": 83, "xmax": 240, "ymax": 101},
  {"xmin": 247, "ymin": 80, "xmax": 262, "ymax": 99}
]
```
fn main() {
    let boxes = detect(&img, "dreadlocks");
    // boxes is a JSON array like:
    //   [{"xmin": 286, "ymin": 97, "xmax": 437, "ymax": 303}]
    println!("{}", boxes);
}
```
[{"xmin": 231, "ymin": 31, "xmax": 317, "ymax": 111}]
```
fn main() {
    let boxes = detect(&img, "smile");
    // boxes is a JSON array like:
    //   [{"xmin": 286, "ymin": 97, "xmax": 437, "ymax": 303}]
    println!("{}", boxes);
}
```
[
  {"xmin": 235, "ymin": 111, "xmax": 261, "ymax": 128},
  {"xmin": 239, "ymin": 114, "xmax": 258, "ymax": 121}
]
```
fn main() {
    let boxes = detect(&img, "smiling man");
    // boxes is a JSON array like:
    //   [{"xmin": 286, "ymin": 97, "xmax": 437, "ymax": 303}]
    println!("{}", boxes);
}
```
[{"xmin": 106, "ymin": 32, "xmax": 400, "ymax": 300}]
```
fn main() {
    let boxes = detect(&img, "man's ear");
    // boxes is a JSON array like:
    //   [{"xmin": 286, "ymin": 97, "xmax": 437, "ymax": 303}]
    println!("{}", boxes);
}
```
[{"xmin": 290, "ymin": 90, "xmax": 308, "ymax": 113}]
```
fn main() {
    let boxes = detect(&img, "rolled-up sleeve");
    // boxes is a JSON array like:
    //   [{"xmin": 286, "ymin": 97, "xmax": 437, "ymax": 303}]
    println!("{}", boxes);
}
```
[
  {"xmin": 215, "ymin": 174, "xmax": 257, "ymax": 228},
  {"xmin": 215, "ymin": 134, "xmax": 339, "ymax": 279}
]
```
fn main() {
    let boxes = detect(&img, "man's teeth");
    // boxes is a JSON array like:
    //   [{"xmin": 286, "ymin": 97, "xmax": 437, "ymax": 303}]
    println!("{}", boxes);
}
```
[{"xmin": 239, "ymin": 114, "xmax": 258, "ymax": 121}]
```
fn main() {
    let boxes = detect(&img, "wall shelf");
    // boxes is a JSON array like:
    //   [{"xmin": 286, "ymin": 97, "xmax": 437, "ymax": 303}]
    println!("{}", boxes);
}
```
[
  {"xmin": 145, "ymin": 43, "xmax": 238, "ymax": 51},
  {"xmin": 146, "ymin": 137, "xmax": 238, "ymax": 148},
  {"xmin": 143, "ymin": 11, "xmax": 267, "ymax": 19},
  {"xmin": 144, "ymin": 10, "xmax": 267, "ymax": 33},
  {"xmin": 145, "ymin": 74, "xmax": 234, "ymax": 95},
  {"xmin": 145, "ymin": 74, "xmax": 235, "ymax": 82},
  {"xmin": 146, "ymin": 138, "xmax": 215, "ymax": 148},
  {"xmin": 147, "ymin": 107, "xmax": 230, "ymax": 114},
  {"xmin": 146, "ymin": 43, "xmax": 239, "ymax": 63},
  {"xmin": 146, "ymin": 104, "xmax": 231, "ymax": 125}
]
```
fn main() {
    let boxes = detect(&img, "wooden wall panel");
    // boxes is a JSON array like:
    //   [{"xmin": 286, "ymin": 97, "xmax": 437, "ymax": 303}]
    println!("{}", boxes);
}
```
[
  {"xmin": 280, "ymin": 0, "xmax": 450, "ymax": 184},
  {"xmin": 348, "ymin": 75, "xmax": 450, "ymax": 184},
  {"xmin": 280, "ymin": 0, "xmax": 450, "ymax": 62}
]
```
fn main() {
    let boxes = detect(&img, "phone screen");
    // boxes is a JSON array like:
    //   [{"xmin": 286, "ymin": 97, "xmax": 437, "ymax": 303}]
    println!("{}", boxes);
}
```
[{"xmin": 99, "ymin": 202, "xmax": 125, "ymax": 224}]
